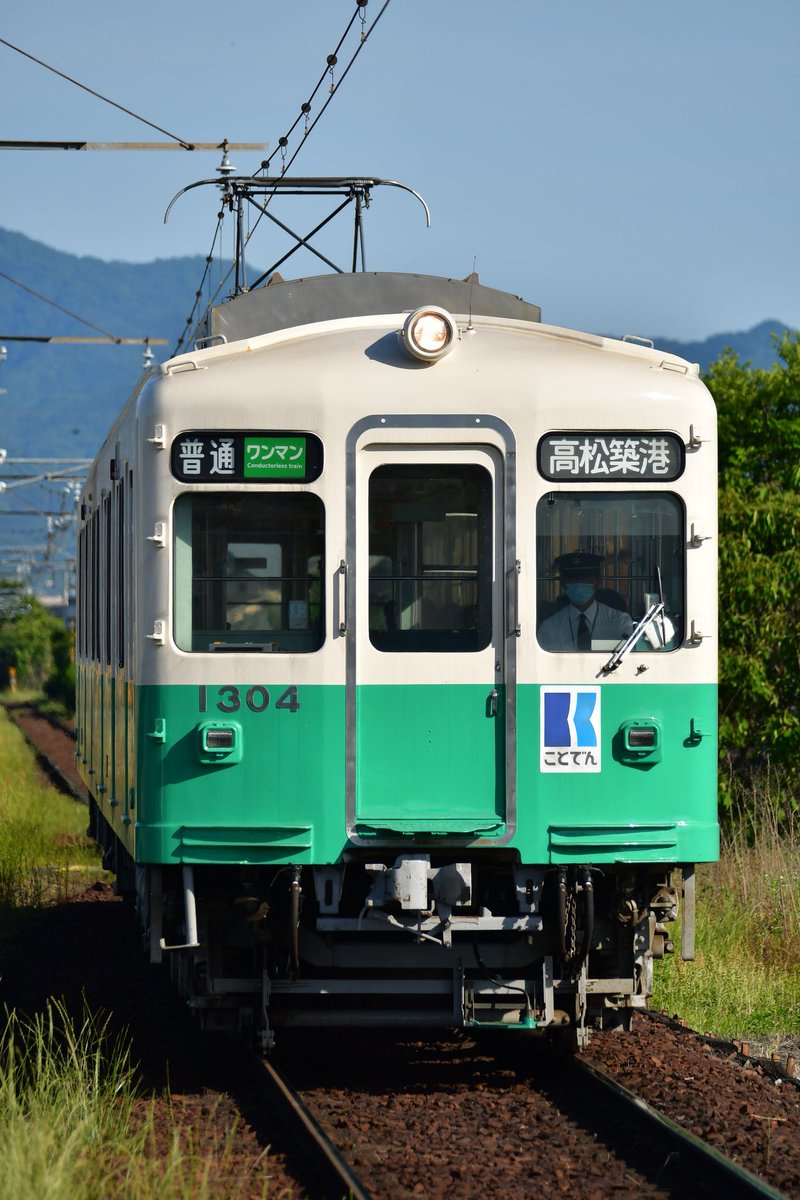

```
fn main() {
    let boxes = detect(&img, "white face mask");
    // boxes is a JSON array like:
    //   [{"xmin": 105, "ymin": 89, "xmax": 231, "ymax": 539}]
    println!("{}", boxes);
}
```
[{"xmin": 564, "ymin": 582, "xmax": 594, "ymax": 606}]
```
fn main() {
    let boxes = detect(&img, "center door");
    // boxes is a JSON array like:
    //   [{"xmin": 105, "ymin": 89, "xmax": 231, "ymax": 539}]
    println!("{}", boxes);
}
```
[{"xmin": 350, "ymin": 442, "xmax": 510, "ymax": 840}]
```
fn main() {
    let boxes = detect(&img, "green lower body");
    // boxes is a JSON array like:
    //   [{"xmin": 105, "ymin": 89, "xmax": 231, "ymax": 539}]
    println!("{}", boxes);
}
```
[{"xmin": 76, "ymin": 672, "xmax": 719, "ymax": 868}]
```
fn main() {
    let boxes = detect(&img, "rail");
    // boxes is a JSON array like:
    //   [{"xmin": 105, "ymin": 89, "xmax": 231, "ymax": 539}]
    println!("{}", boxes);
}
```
[
  {"xmin": 572, "ymin": 1056, "xmax": 789, "ymax": 1199},
  {"xmin": 260, "ymin": 1058, "xmax": 372, "ymax": 1200}
]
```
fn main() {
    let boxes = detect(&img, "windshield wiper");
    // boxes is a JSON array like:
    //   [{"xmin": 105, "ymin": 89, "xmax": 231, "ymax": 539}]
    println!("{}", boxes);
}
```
[{"xmin": 601, "ymin": 601, "xmax": 664, "ymax": 674}]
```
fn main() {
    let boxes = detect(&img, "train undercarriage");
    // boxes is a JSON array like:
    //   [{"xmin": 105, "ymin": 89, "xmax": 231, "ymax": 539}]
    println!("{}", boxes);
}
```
[{"xmin": 91, "ymin": 803, "xmax": 689, "ymax": 1051}]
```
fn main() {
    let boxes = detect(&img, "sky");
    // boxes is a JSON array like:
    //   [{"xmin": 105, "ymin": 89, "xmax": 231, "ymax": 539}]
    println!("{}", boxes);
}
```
[{"xmin": 1, "ymin": 0, "xmax": 799, "ymax": 341}]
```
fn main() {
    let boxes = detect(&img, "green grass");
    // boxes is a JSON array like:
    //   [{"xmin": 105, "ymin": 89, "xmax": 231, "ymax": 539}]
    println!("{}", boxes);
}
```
[
  {"xmin": 0, "ymin": 1001, "xmax": 135, "ymax": 1200},
  {"xmin": 0, "ymin": 704, "xmax": 279, "ymax": 1198},
  {"xmin": 653, "ymin": 773, "xmax": 800, "ymax": 1041},
  {"xmin": 0, "ymin": 706, "xmax": 100, "ymax": 912},
  {"xmin": 0, "ymin": 1000, "xmax": 271, "ymax": 1200}
]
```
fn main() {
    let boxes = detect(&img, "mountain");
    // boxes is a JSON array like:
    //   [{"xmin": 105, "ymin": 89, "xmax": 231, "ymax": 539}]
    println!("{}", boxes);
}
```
[
  {"xmin": 0, "ymin": 227, "xmax": 234, "ymax": 460},
  {"xmin": 0, "ymin": 226, "xmax": 794, "ymax": 463},
  {"xmin": 645, "ymin": 320, "xmax": 793, "ymax": 373}
]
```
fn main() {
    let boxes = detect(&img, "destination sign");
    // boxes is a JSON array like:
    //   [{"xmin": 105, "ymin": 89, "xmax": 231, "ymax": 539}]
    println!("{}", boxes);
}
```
[
  {"xmin": 538, "ymin": 433, "xmax": 684, "ymax": 481},
  {"xmin": 171, "ymin": 431, "xmax": 323, "ymax": 483}
]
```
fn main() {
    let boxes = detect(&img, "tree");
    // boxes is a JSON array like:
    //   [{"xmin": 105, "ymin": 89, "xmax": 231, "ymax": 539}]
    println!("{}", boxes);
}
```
[
  {"xmin": 0, "ymin": 586, "xmax": 65, "ymax": 691},
  {"xmin": 706, "ymin": 334, "xmax": 800, "ymax": 787}
]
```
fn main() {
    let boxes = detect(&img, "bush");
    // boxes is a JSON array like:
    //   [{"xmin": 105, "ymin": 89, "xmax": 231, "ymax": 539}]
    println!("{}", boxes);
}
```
[{"xmin": 0, "ymin": 584, "xmax": 74, "ymax": 710}]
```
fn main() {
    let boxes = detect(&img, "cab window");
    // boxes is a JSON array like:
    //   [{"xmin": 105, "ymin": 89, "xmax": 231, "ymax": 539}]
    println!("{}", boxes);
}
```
[
  {"xmin": 536, "ymin": 492, "xmax": 684, "ymax": 653},
  {"xmin": 174, "ymin": 493, "xmax": 324, "ymax": 652}
]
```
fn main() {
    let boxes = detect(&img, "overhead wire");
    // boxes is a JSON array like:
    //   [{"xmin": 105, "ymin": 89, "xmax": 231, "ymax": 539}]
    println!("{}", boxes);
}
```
[
  {"xmin": 270, "ymin": 0, "xmax": 392, "ymax": 179},
  {"xmin": 175, "ymin": 0, "xmax": 392, "ymax": 355},
  {"xmin": 0, "ymin": 41, "xmax": 182, "ymax": 582},
  {"xmin": 257, "ymin": 4, "xmax": 365, "ymax": 177},
  {"xmin": 0, "ymin": 14, "xmax": 394, "ymax": 356},
  {"xmin": 0, "ymin": 37, "xmax": 194, "ymax": 148},
  {"xmin": 170, "ymin": 208, "xmax": 227, "ymax": 356},
  {"xmin": 0, "ymin": 268, "xmax": 124, "ymax": 341}
]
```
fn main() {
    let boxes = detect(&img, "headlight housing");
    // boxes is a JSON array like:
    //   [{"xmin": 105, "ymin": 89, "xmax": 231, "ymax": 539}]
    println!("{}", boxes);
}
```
[{"xmin": 400, "ymin": 306, "xmax": 458, "ymax": 363}]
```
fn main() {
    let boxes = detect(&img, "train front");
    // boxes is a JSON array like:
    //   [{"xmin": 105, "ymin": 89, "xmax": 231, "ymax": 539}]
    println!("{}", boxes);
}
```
[{"xmin": 129, "ymin": 272, "xmax": 717, "ymax": 1050}]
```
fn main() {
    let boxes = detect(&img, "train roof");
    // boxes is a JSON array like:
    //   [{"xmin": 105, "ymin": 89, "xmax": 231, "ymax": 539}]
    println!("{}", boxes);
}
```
[{"xmin": 205, "ymin": 272, "xmax": 542, "ymax": 344}]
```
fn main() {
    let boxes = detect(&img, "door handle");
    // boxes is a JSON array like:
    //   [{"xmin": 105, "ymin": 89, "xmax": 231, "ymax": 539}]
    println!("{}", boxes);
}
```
[
  {"xmin": 506, "ymin": 559, "xmax": 521, "ymax": 638},
  {"xmin": 488, "ymin": 688, "xmax": 499, "ymax": 717},
  {"xmin": 338, "ymin": 560, "xmax": 348, "ymax": 635}
]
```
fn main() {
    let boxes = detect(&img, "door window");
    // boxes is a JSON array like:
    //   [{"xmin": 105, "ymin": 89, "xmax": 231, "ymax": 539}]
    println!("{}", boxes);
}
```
[{"xmin": 368, "ymin": 464, "xmax": 492, "ymax": 652}]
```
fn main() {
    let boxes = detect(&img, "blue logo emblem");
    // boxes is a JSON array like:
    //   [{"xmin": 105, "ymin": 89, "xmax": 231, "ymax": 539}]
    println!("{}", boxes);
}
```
[{"xmin": 541, "ymin": 687, "xmax": 601, "ymax": 772}]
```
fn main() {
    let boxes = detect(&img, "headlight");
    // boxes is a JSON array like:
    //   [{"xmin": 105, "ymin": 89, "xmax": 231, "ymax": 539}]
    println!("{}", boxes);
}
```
[{"xmin": 400, "ymin": 306, "xmax": 457, "ymax": 362}]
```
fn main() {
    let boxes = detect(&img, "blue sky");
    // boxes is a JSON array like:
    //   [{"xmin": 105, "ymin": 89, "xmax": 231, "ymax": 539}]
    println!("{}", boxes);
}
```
[{"xmin": 1, "ymin": 0, "xmax": 798, "ymax": 340}]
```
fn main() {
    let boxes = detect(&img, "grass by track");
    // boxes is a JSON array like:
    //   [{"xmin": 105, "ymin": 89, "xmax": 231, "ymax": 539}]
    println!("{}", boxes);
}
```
[
  {"xmin": 0, "ymin": 702, "xmax": 100, "ymax": 916},
  {"xmin": 653, "ymin": 777, "xmax": 800, "ymax": 1047},
  {"xmin": 0, "ymin": 699, "xmax": 277, "ymax": 1199}
]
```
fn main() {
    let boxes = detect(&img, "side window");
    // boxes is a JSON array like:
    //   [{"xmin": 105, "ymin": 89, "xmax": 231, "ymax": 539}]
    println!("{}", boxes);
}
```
[
  {"xmin": 174, "ymin": 493, "xmax": 325, "ymax": 652},
  {"xmin": 536, "ymin": 492, "xmax": 684, "ymax": 653},
  {"xmin": 368, "ymin": 464, "xmax": 492, "ymax": 653}
]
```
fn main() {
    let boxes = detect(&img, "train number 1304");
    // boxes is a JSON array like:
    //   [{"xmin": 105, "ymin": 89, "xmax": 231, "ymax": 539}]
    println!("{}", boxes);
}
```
[{"xmin": 198, "ymin": 685, "xmax": 300, "ymax": 714}]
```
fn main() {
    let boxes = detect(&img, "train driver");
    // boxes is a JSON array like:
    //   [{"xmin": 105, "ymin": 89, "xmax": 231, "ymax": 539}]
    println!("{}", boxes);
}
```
[{"xmin": 537, "ymin": 551, "xmax": 633, "ymax": 652}]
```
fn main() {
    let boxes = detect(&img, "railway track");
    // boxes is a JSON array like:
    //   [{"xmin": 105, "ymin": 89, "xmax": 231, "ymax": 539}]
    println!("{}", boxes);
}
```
[
  {"xmin": 570, "ymin": 1055, "xmax": 788, "ymax": 1199},
  {"xmin": 259, "ymin": 1057, "xmax": 373, "ymax": 1199},
  {"xmin": 283, "ymin": 1031, "xmax": 795, "ymax": 1199},
  {"xmin": 4, "ymin": 702, "xmax": 799, "ymax": 1199},
  {"xmin": 4, "ymin": 702, "xmax": 87, "ymax": 802}
]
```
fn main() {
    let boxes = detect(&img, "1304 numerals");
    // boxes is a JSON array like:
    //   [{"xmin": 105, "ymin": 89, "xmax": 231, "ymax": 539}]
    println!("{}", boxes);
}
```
[{"xmin": 198, "ymin": 685, "xmax": 299, "ymax": 714}]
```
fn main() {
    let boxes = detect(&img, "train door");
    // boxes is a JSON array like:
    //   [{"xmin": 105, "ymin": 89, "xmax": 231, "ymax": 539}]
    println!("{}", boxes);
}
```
[{"xmin": 347, "ymin": 434, "xmax": 515, "ymax": 841}]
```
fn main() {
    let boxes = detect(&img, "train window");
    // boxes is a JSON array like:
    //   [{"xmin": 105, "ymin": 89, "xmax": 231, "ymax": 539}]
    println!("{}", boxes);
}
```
[
  {"xmin": 536, "ymin": 492, "xmax": 684, "ymax": 653},
  {"xmin": 92, "ymin": 514, "xmax": 99, "ymax": 662},
  {"xmin": 104, "ymin": 495, "xmax": 112, "ymax": 668},
  {"xmin": 77, "ymin": 527, "xmax": 85, "ymax": 658},
  {"xmin": 117, "ymin": 481, "xmax": 125, "ymax": 669},
  {"xmin": 173, "ymin": 493, "xmax": 325, "ymax": 653},
  {"xmin": 368, "ymin": 464, "xmax": 492, "ymax": 653}
]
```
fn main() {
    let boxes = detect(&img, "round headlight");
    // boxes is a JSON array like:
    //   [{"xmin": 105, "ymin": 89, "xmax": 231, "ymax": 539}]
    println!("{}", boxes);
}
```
[{"xmin": 400, "ymin": 306, "xmax": 457, "ymax": 362}]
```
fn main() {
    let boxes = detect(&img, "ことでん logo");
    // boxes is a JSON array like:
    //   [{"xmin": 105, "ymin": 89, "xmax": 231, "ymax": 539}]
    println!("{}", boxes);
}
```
[{"xmin": 540, "ymin": 687, "xmax": 601, "ymax": 772}]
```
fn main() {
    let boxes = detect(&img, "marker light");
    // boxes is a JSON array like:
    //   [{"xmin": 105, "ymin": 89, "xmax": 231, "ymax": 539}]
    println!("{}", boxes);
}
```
[
  {"xmin": 198, "ymin": 721, "xmax": 242, "ymax": 764},
  {"xmin": 401, "ymin": 306, "xmax": 458, "ymax": 363},
  {"xmin": 627, "ymin": 726, "xmax": 656, "ymax": 749},
  {"xmin": 618, "ymin": 720, "xmax": 662, "ymax": 764},
  {"xmin": 205, "ymin": 728, "xmax": 236, "ymax": 750}
]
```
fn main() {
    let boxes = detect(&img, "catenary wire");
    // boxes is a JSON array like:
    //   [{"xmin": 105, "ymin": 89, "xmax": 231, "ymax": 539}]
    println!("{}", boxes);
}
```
[
  {"xmin": 177, "ymin": 0, "xmax": 392, "ymax": 353},
  {"xmin": 170, "ymin": 209, "xmax": 227, "ymax": 356},
  {"xmin": 256, "ymin": 4, "xmax": 364, "ymax": 177},
  {"xmin": 0, "ymin": 269, "xmax": 125, "ymax": 341},
  {"xmin": 0, "ymin": 37, "xmax": 194, "ymax": 148},
  {"xmin": 277, "ymin": 0, "xmax": 391, "ymax": 178}
]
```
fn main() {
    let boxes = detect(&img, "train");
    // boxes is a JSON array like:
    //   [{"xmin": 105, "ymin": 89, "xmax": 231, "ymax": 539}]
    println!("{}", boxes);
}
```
[{"xmin": 76, "ymin": 176, "xmax": 718, "ymax": 1051}]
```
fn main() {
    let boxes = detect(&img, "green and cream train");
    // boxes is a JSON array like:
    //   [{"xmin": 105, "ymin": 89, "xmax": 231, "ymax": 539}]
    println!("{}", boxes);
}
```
[{"xmin": 76, "ymin": 266, "xmax": 718, "ymax": 1050}]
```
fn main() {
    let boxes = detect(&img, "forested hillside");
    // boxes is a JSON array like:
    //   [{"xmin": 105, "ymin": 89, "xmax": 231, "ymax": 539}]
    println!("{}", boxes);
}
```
[{"xmin": 0, "ymin": 228, "xmax": 228, "ymax": 458}]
